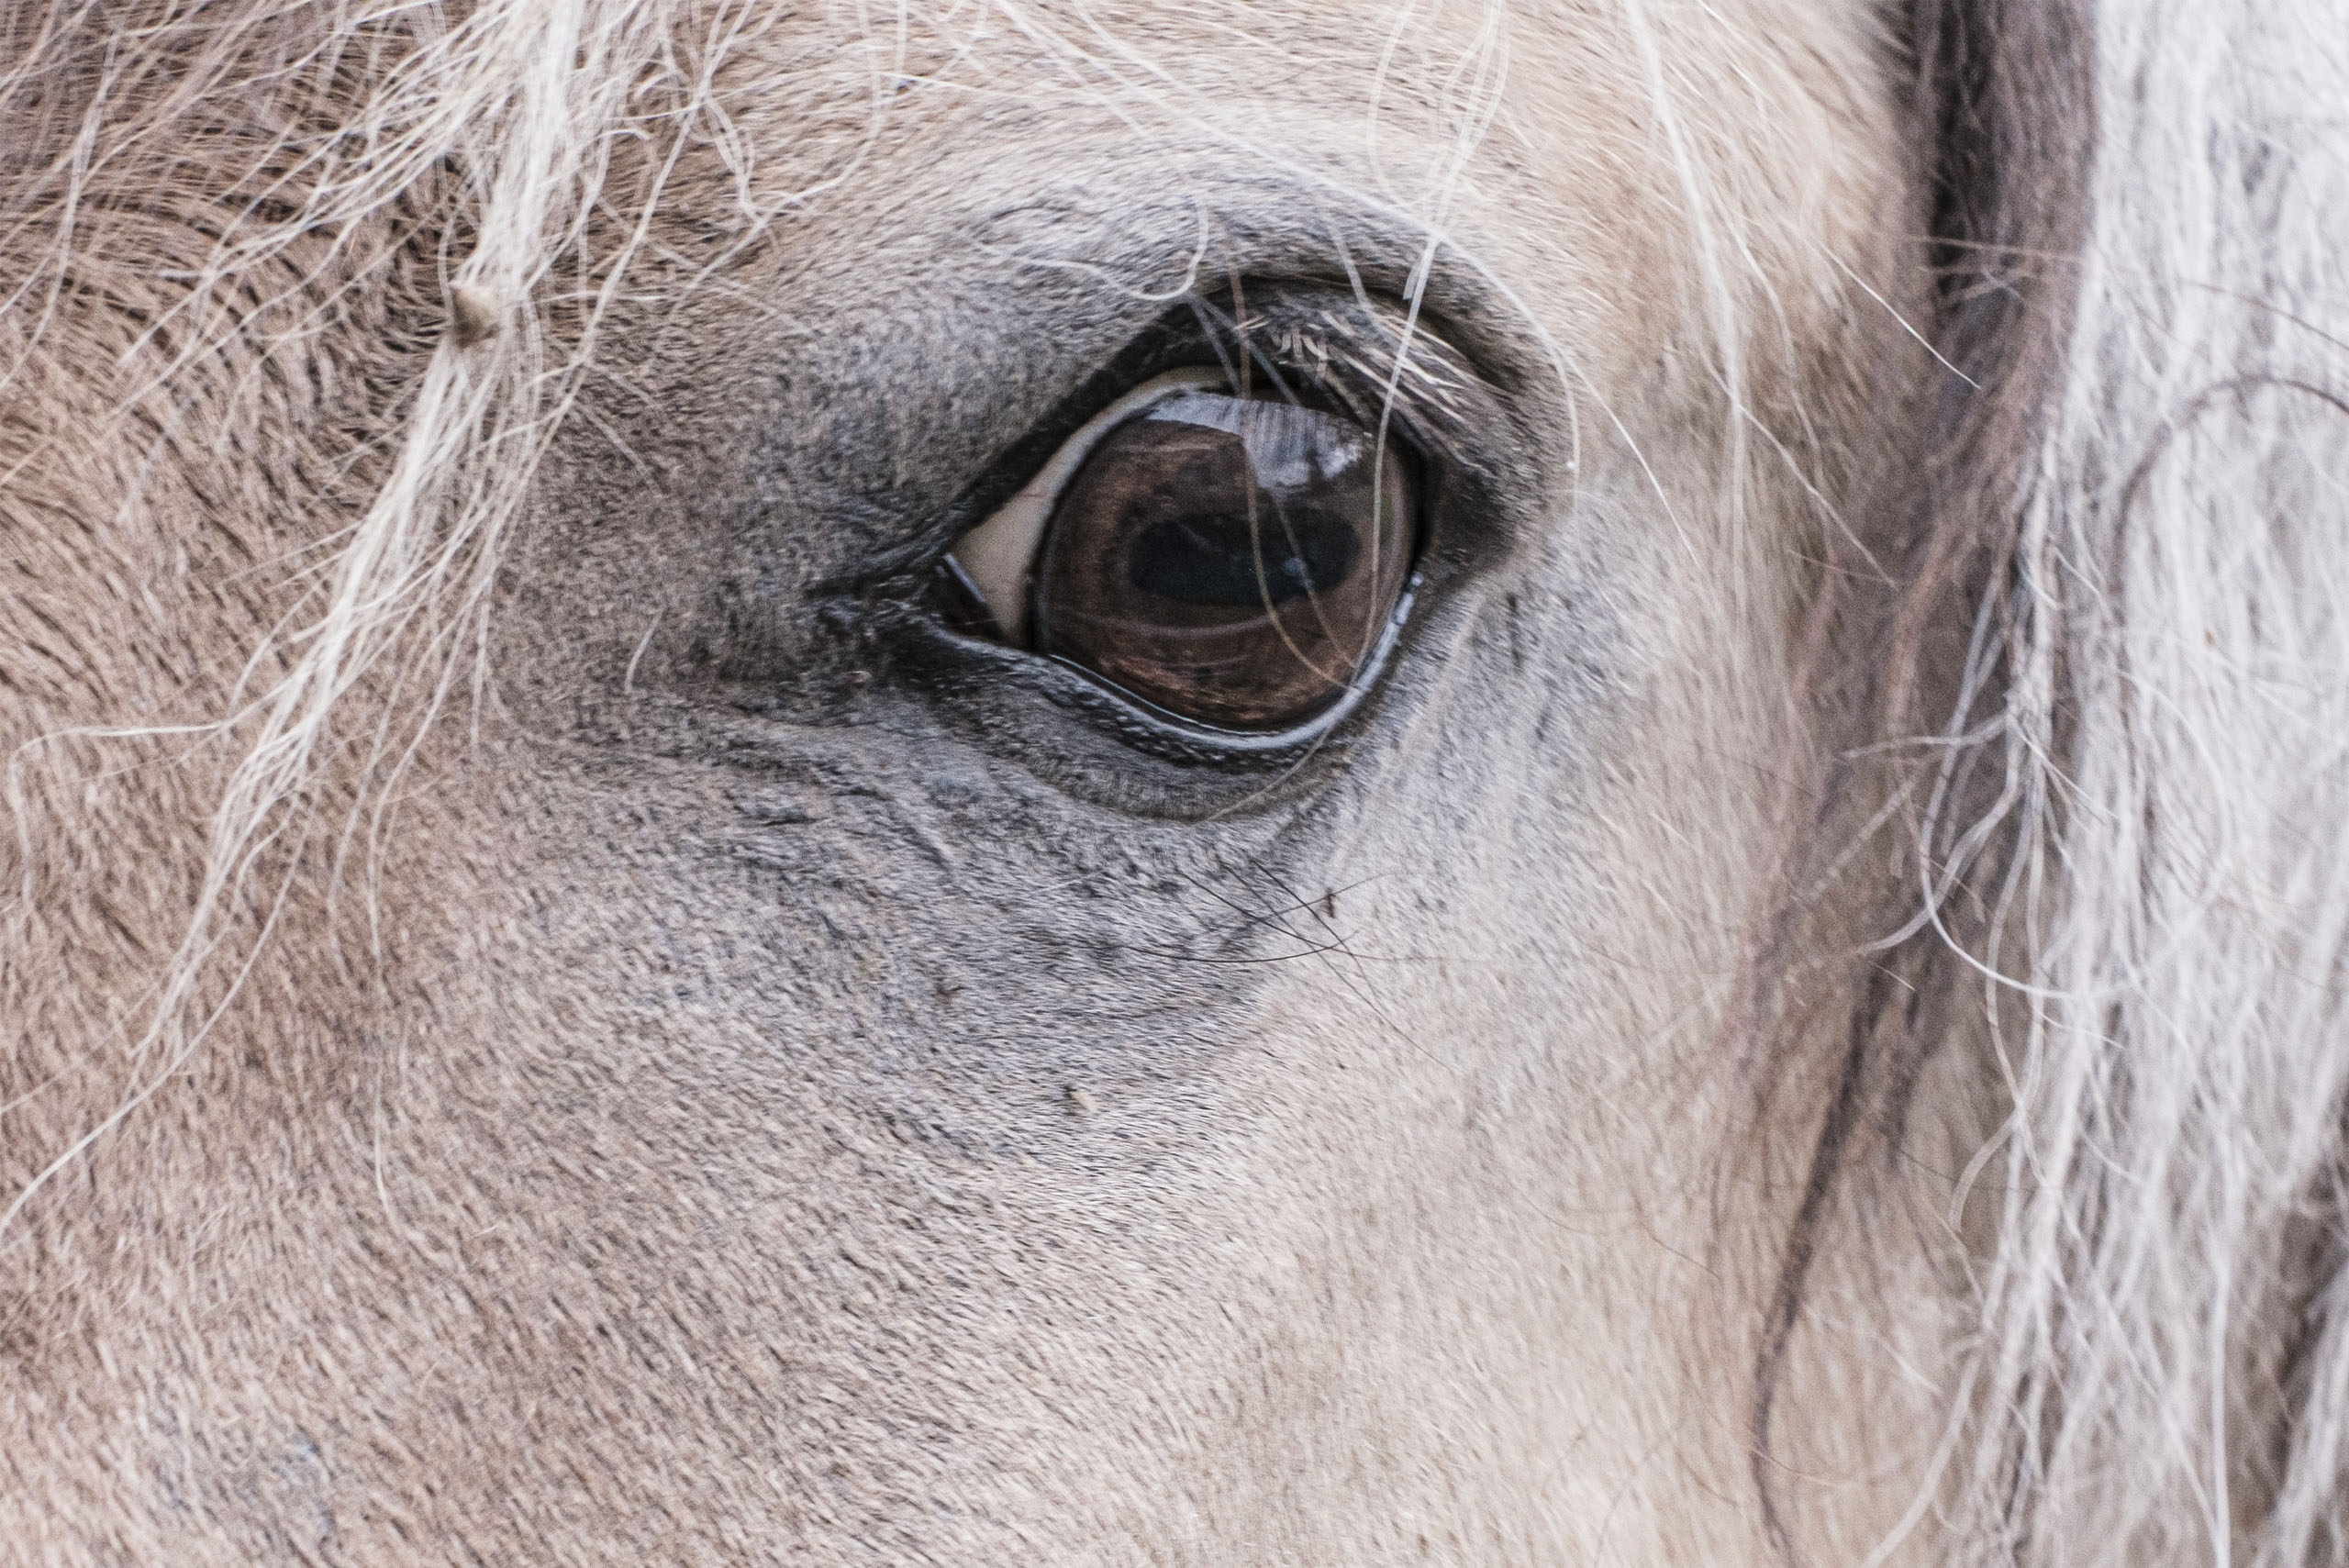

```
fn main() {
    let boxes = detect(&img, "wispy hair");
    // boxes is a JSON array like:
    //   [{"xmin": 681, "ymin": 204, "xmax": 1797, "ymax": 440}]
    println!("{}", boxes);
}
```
[
  {"xmin": 0, "ymin": 0, "xmax": 714, "ymax": 1227},
  {"xmin": 1769, "ymin": 1, "xmax": 2349, "ymax": 1562}
]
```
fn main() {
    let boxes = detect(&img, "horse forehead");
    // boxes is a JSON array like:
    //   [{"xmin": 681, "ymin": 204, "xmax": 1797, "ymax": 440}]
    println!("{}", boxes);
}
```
[
  {"xmin": 614, "ymin": 0, "xmax": 1898, "ymax": 539},
  {"xmin": 670, "ymin": 0, "xmax": 1890, "ymax": 297}
]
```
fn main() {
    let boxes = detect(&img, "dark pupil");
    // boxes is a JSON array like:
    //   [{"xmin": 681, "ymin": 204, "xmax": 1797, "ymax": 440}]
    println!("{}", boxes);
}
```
[
  {"xmin": 1126, "ymin": 511, "xmax": 1359, "ymax": 606},
  {"xmin": 1030, "ymin": 387, "xmax": 1416, "ymax": 732}
]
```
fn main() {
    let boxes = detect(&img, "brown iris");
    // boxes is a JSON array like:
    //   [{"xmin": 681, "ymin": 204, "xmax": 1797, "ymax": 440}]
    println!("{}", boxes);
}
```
[{"xmin": 1030, "ymin": 390, "xmax": 1417, "ymax": 731}]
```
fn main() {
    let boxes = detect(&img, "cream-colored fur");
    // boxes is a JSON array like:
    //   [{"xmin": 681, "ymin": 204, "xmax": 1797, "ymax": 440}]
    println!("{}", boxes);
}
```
[{"xmin": 3, "ymin": 1, "xmax": 2339, "ymax": 1562}]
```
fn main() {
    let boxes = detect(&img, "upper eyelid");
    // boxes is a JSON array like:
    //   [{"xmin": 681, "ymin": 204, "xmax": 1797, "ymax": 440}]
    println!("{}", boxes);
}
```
[
  {"xmin": 947, "ymin": 300, "xmax": 1477, "ymax": 637},
  {"xmin": 839, "ymin": 286, "xmax": 1500, "ymax": 596},
  {"xmin": 1201, "ymin": 295, "xmax": 1490, "ymax": 439}
]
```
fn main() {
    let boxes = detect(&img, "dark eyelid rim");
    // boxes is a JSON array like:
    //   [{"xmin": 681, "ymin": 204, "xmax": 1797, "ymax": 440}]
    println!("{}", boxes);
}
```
[
  {"xmin": 1041, "ymin": 570, "xmax": 1423, "ymax": 756},
  {"xmin": 833, "ymin": 284, "xmax": 1505, "ymax": 595},
  {"xmin": 878, "ymin": 567, "xmax": 1424, "ymax": 769},
  {"xmin": 836, "ymin": 281, "xmax": 1525, "ymax": 768}
]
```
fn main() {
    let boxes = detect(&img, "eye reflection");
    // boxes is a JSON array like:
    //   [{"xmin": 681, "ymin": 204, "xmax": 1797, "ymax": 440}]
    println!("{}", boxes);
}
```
[{"xmin": 1016, "ymin": 388, "xmax": 1418, "ymax": 732}]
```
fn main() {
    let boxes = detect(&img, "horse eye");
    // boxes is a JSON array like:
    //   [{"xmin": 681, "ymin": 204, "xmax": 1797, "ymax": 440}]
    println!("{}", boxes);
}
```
[{"xmin": 947, "ymin": 375, "xmax": 1419, "ymax": 733}]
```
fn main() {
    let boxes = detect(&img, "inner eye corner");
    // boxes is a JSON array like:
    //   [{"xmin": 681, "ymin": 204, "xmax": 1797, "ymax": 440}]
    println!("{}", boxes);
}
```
[{"xmin": 941, "ymin": 352, "xmax": 1426, "ymax": 740}]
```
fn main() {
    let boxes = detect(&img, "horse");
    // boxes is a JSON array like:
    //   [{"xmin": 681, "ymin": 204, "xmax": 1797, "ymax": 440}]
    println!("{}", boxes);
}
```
[{"xmin": 4, "ymin": 0, "xmax": 2344, "ymax": 1561}]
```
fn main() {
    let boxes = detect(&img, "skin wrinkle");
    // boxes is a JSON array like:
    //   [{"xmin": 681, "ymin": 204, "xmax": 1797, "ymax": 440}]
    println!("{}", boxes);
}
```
[{"xmin": 6, "ymin": 2, "xmax": 2344, "ymax": 1565}]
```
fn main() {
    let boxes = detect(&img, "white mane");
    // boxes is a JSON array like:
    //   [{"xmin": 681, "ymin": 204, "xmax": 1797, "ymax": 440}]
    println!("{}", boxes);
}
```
[{"xmin": 1925, "ymin": 3, "xmax": 2349, "ymax": 1559}]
